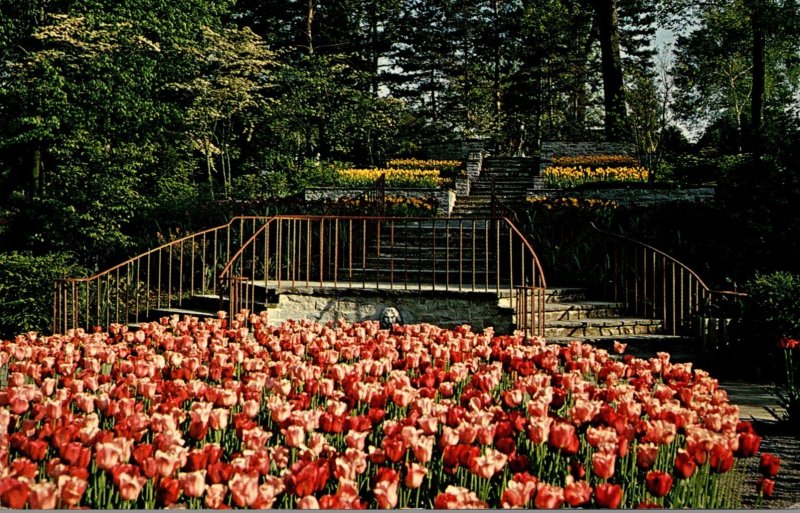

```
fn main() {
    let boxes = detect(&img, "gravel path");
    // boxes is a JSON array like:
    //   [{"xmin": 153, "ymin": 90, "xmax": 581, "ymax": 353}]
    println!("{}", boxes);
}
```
[{"xmin": 740, "ymin": 421, "xmax": 800, "ymax": 509}]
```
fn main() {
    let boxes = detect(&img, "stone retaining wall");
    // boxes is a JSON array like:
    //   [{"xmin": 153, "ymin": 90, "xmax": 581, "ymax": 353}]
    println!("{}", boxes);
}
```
[
  {"xmin": 540, "ymin": 141, "xmax": 633, "ymax": 173},
  {"xmin": 265, "ymin": 288, "xmax": 515, "ymax": 333},
  {"xmin": 305, "ymin": 188, "xmax": 457, "ymax": 216},
  {"xmin": 531, "ymin": 187, "xmax": 715, "ymax": 206}
]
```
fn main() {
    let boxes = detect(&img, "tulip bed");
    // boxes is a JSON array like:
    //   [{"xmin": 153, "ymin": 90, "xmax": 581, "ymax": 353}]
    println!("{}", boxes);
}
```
[{"xmin": 0, "ymin": 314, "xmax": 780, "ymax": 509}]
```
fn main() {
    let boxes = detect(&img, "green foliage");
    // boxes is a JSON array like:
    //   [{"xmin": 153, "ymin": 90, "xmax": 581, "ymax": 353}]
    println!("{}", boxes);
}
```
[
  {"xmin": 0, "ymin": 252, "xmax": 85, "ymax": 338},
  {"xmin": 745, "ymin": 271, "xmax": 800, "ymax": 340}
]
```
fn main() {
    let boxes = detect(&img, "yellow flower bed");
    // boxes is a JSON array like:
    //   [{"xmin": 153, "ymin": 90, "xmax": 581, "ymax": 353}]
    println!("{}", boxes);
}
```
[
  {"xmin": 387, "ymin": 158, "xmax": 462, "ymax": 173},
  {"xmin": 336, "ymin": 168, "xmax": 441, "ymax": 188},
  {"xmin": 551, "ymin": 154, "xmax": 640, "ymax": 167},
  {"xmin": 542, "ymin": 165, "xmax": 649, "ymax": 188},
  {"xmin": 527, "ymin": 196, "xmax": 618, "ymax": 209}
]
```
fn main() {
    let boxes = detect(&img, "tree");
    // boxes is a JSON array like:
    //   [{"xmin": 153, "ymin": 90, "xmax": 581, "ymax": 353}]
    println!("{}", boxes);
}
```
[{"xmin": 590, "ymin": 0, "xmax": 627, "ymax": 140}]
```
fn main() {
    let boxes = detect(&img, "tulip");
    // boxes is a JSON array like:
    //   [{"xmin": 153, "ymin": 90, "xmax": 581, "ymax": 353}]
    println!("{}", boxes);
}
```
[
  {"xmin": 674, "ymin": 450, "xmax": 696, "ymax": 479},
  {"xmin": 373, "ymin": 467, "xmax": 399, "ymax": 509},
  {"xmin": 204, "ymin": 483, "xmax": 228, "ymax": 509},
  {"xmin": 594, "ymin": 483, "xmax": 623, "ymax": 509},
  {"xmin": 759, "ymin": 453, "xmax": 781, "ymax": 478},
  {"xmin": 534, "ymin": 483, "xmax": 564, "ymax": 509},
  {"xmin": 28, "ymin": 482, "xmax": 58, "ymax": 509},
  {"xmin": 564, "ymin": 480, "xmax": 592, "ymax": 507},
  {"xmin": 645, "ymin": 471, "xmax": 673, "ymax": 497},
  {"xmin": 56, "ymin": 474, "xmax": 87, "ymax": 508},
  {"xmin": 592, "ymin": 451, "xmax": 616, "ymax": 480},
  {"xmin": 756, "ymin": 477, "xmax": 775, "ymax": 497},
  {"xmin": 117, "ymin": 472, "xmax": 147, "ymax": 502},
  {"xmin": 404, "ymin": 463, "xmax": 427, "ymax": 489}
]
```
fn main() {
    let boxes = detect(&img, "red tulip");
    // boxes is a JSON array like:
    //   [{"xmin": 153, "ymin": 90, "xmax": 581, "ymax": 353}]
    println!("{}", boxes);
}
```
[
  {"xmin": 709, "ymin": 444, "xmax": 734, "ymax": 473},
  {"xmin": 534, "ymin": 483, "xmax": 564, "ymax": 509},
  {"xmin": 57, "ymin": 474, "xmax": 87, "ymax": 508},
  {"xmin": 373, "ymin": 467, "xmax": 399, "ymax": 509},
  {"xmin": 759, "ymin": 453, "xmax": 781, "ymax": 478},
  {"xmin": 0, "ymin": 478, "xmax": 30, "ymax": 509},
  {"xmin": 28, "ymin": 482, "xmax": 58, "ymax": 509},
  {"xmin": 645, "ymin": 471, "xmax": 673, "ymax": 497},
  {"xmin": 548, "ymin": 422, "xmax": 579, "ymax": 455},
  {"xmin": 735, "ymin": 432, "xmax": 762, "ymax": 457},
  {"xmin": 592, "ymin": 451, "xmax": 616, "ymax": 480},
  {"xmin": 594, "ymin": 483, "xmax": 623, "ymax": 509},
  {"xmin": 756, "ymin": 477, "xmax": 775, "ymax": 497},
  {"xmin": 564, "ymin": 480, "xmax": 592, "ymax": 507},
  {"xmin": 229, "ymin": 472, "xmax": 259, "ymax": 507},
  {"xmin": 157, "ymin": 477, "xmax": 182, "ymax": 507},
  {"xmin": 117, "ymin": 471, "xmax": 146, "ymax": 502},
  {"xmin": 674, "ymin": 450, "xmax": 696, "ymax": 479},
  {"xmin": 637, "ymin": 443, "xmax": 659, "ymax": 470},
  {"xmin": 404, "ymin": 463, "xmax": 427, "ymax": 489}
]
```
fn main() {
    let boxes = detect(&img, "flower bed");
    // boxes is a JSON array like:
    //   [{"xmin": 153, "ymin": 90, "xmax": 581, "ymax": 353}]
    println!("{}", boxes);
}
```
[
  {"xmin": 336, "ymin": 168, "xmax": 445, "ymax": 189},
  {"xmin": 543, "ymin": 154, "xmax": 649, "ymax": 188},
  {"xmin": 527, "ymin": 196, "xmax": 619, "ymax": 210},
  {"xmin": 0, "ymin": 316, "xmax": 779, "ymax": 509},
  {"xmin": 551, "ymin": 155, "xmax": 639, "ymax": 168},
  {"xmin": 387, "ymin": 159, "xmax": 463, "ymax": 177}
]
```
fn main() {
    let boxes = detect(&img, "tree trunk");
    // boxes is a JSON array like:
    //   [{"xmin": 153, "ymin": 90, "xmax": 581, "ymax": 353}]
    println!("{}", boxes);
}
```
[
  {"xmin": 750, "ymin": 0, "xmax": 765, "ymax": 157},
  {"xmin": 306, "ymin": 0, "xmax": 315, "ymax": 54},
  {"xmin": 493, "ymin": 0, "xmax": 502, "ymax": 130},
  {"xmin": 369, "ymin": 2, "xmax": 379, "ymax": 97},
  {"xmin": 31, "ymin": 147, "xmax": 41, "ymax": 196},
  {"xmin": 593, "ymin": 0, "xmax": 626, "ymax": 140}
]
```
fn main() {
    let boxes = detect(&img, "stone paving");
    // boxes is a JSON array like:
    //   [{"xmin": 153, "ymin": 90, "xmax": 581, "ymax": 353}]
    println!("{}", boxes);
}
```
[{"xmin": 721, "ymin": 380, "xmax": 800, "ymax": 509}]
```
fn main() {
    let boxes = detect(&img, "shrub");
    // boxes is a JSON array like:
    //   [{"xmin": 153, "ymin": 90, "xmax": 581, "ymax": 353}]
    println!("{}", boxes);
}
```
[
  {"xmin": 745, "ymin": 272, "xmax": 800, "ymax": 342},
  {"xmin": 0, "ymin": 252, "xmax": 85, "ymax": 337}
]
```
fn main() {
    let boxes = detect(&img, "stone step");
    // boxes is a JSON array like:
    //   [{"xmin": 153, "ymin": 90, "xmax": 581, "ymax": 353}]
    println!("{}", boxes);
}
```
[
  {"xmin": 544, "ymin": 318, "xmax": 663, "ymax": 338},
  {"xmin": 545, "ymin": 287, "xmax": 588, "ymax": 303},
  {"xmin": 544, "ymin": 301, "xmax": 625, "ymax": 321},
  {"xmin": 544, "ymin": 334, "xmax": 696, "ymax": 362}
]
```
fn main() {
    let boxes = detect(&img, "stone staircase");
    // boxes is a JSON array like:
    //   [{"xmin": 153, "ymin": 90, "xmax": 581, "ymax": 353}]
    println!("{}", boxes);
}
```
[
  {"xmin": 542, "ymin": 287, "xmax": 695, "ymax": 361},
  {"xmin": 452, "ymin": 157, "xmax": 537, "ymax": 217}
]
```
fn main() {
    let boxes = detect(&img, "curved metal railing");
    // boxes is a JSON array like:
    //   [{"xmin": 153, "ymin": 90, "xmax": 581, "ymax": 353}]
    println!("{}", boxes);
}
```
[
  {"xmin": 219, "ymin": 215, "xmax": 548, "ymax": 336},
  {"xmin": 52, "ymin": 216, "xmax": 271, "ymax": 332},
  {"xmin": 590, "ymin": 222, "xmax": 746, "ymax": 336}
]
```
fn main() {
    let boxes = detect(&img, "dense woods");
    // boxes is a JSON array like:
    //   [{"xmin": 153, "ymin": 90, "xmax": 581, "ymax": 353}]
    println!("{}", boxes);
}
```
[{"xmin": 0, "ymin": 0, "xmax": 799, "ymax": 335}]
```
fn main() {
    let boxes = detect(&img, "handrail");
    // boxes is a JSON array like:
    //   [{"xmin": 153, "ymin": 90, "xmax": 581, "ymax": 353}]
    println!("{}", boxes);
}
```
[
  {"xmin": 589, "ymin": 222, "xmax": 746, "ymax": 336},
  {"xmin": 53, "ymin": 216, "xmax": 271, "ymax": 332},
  {"xmin": 219, "ymin": 215, "xmax": 548, "ymax": 337},
  {"xmin": 53, "ymin": 213, "xmax": 548, "ymax": 337},
  {"xmin": 490, "ymin": 176, "xmax": 519, "ymax": 222}
]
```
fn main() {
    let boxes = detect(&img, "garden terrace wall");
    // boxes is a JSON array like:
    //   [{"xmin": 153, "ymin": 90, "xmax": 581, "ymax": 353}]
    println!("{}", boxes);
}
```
[
  {"xmin": 305, "ymin": 188, "xmax": 457, "ymax": 215},
  {"xmin": 532, "ymin": 186, "xmax": 715, "ymax": 206},
  {"xmin": 539, "ymin": 141, "xmax": 633, "ymax": 173},
  {"xmin": 265, "ymin": 287, "xmax": 515, "ymax": 332}
]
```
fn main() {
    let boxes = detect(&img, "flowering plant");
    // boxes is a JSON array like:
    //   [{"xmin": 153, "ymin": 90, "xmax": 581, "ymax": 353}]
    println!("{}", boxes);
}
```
[
  {"xmin": 775, "ymin": 338, "xmax": 800, "ymax": 427},
  {"xmin": 0, "ymin": 316, "xmax": 775, "ymax": 509},
  {"xmin": 386, "ymin": 159, "xmax": 462, "ymax": 176},
  {"xmin": 527, "ymin": 196, "xmax": 618, "ymax": 210},
  {"xmin": 542, "ymin": 165, "xmax": 649, "ymax": 188},
  {"xmin": 336, "ymin": 168, "xmax": 442, "ymax": 188},
  {"xmin": 551, "ymin": 155, "xmax": 639, "ymax": 168}
]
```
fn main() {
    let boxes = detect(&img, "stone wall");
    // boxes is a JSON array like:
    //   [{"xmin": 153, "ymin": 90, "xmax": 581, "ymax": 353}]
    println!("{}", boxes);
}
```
[
  {"xmin": 265, "ymin": 287, "xmax": 515, "ymax": 333},
  {"xmin": 532, "ymin": 187, "xmax": 715, "ymax": 206},
  {"xmin": 539, "ymin": 141, "xmax": 633, "ymax": 173},
  {"xmin": 305, "ymin": 188, "xmax": 457, "ymax": 216},
  {"xmin": 423, "ymin": 137, "xmax": 489, "ymax": 161}
]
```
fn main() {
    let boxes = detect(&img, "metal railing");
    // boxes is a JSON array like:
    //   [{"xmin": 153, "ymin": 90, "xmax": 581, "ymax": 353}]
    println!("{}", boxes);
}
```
[
  {"xmin": 219, "ymin": 215, "xmax": 547, "ymax": 336},
  {"xmin": 52, "ymin": 217, "xmax": 270, "ymax": 332},
  {"xmin": 590, "ymin": 223, "xmax": 746, "ymax": 336},
  {"xmin": 363, "ymin": 173, "xmax": 386, "ymax": 215},
  {"xmin": 489, "ymin": 176, "xmax": 519, "ymax": 222}
]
